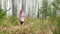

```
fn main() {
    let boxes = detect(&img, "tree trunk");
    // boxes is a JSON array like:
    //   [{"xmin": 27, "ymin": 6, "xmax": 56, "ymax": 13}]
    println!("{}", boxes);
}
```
[
  {"xmin": 0, "ymin": 0, "xmax": 2, "ymax": 9},
  {"xmin": 12, "ymin": 0, "xmax": 17, "ymax": 16},
  {"xmin": 22, "ymin": 0, "xmax": 26, "ymax": 11}
]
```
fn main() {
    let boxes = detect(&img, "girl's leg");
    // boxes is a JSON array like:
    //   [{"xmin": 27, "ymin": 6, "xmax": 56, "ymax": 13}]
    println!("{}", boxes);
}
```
[{"xmin": 21, "ymin": 22, "xmax": 24, "ymax": 26}]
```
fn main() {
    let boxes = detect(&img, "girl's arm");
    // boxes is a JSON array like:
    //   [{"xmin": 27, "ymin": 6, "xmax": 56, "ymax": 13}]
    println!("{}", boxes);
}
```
[{"xmin": 23, "ymin": 13, "xmax": 26, "ymax": 18}]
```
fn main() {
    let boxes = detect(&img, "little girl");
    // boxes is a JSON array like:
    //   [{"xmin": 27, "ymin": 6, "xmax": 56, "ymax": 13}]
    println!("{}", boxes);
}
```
[{"xmin": 19, "ymin": 8, "xmax": 25, "ymax": 26}]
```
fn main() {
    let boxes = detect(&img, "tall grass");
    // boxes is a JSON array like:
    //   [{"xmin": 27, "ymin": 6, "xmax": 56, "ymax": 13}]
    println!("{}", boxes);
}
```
[{"xmin": 0, "ymin": 9, "xmax": 60, "ymax": 34}]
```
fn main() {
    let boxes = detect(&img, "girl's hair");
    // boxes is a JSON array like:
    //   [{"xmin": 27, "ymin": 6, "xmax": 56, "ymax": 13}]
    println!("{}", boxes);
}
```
[{"xmin": 20, "ymin": 10, "xmax": 22, "ymax": 14}]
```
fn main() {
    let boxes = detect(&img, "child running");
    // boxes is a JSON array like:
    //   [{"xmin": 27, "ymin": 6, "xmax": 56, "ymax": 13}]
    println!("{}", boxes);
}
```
[{"xmin": 19, "ymin": 8, "xmax": 25, "ymax": 26}]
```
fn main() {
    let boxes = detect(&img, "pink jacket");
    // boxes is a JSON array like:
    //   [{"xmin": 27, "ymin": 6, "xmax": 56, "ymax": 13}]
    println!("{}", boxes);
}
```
[{"xmin": 19, "ymin": 9, "xmax": 25, "ymax": 22}]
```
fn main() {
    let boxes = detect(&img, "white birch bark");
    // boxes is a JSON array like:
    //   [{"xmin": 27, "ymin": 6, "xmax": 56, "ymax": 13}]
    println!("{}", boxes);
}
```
[
  {"xmin": 17, "ymin": 0, "xmax": 22, "ymax": 16},
  {"xmin": 0, "ymin": 0, "xmax": 2, "ymax": 8},
  {"xmin": 7, "ymin": 0, "xmax": 12, "ymax": 16},
  {"xmin": 12, "ymin": 0, "xmax": 17, "ymax": 16}
]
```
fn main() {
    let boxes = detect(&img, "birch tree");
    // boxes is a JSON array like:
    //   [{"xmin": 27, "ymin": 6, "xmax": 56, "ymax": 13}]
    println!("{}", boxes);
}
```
[
  {"xmin": 0, "ymin": 0, "xmax": 2, "ymax": 9},
  {"xmin": 12, "ymin": 0, "xmax": 17, "ymax": 16},
  {"xmin": 22, "ymin": 0, "xmax": 26, "ymax": 11}
]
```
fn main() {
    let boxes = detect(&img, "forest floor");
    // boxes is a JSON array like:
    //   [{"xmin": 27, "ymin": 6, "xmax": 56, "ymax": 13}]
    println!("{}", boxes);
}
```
[
  {"xmin": 0, "ymin": 18, "xmax": 54, "ymax": 34},
  {"xmin": 0, "ymin": 19, "xmax": 40, "ymax": 32}
]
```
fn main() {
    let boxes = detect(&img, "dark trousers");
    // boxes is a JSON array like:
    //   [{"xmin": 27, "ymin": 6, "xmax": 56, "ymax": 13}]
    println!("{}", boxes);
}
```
[{"xmin": 20, "ymin": 21, "xmax": 23, "ymax": 26}]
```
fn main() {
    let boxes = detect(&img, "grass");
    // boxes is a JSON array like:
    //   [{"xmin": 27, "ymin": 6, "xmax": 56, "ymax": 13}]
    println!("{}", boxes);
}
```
[{"xmin": 0, "ymin": 16, "xmax": 60, "ymax": 34}]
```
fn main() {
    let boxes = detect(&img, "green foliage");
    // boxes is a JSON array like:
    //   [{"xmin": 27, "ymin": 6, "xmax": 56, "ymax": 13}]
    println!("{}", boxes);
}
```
[
  {"xmin": 56, "ymin": 16, "xmax": 60, "ymax": 34},
  {"xmin": 0, "ymin": 30, "xmax": 8, "ymax": 34},
  {"xmin": 40, "ymin": 0, "xmax": 60, "ymax": 19},
  {"xmin": 49, "ymin": 16, "xmax": 60, "ymax": 34},
  {"xmin": 40, "ymin": 0, "xmax": 49, "ymax": 18},
  {"xmin": 0, "ymin": 9, "xmax": 7, "ymax": 26},
  {"xmin": 0, "ymin": 8, "xmax": 19, "ymax": 27},
  {"xmin": 0, "ymin": 9, "xmax": 6, "ymax": 22},
  {"xmin": 51, "ymin": 0, "xmax": 60, "ymax": 17},
  {"xmin": 9, "ymin": 16, "xmax": 19, "ymax": 26},
  {"xmin": 51, "ymin": 0, "xmax": 60, "ymax": 33}
]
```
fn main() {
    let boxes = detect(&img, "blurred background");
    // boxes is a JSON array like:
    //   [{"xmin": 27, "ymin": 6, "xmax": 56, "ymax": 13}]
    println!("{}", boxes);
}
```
[{"xmin": 0, "ymin": 0, "xmax": 60, "ymax": 34}]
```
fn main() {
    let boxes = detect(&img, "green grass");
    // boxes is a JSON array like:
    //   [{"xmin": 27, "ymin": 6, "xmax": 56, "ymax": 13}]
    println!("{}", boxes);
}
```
[{"xmin": 0, "ymin": 16, "xmax": 60, "ymax": 34}]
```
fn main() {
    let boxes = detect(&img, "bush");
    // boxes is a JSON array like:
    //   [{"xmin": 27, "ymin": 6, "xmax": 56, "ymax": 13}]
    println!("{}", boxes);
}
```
[
  {"xmin": 56, "ymin": 16, "xmax": 60, "ymax": 34},
  {"xmin": 0, "ymin": 9, "xmax": 6, "ymax": 22},
  {"xmin": 9, "ymin": 16, "xmax": 19, "ymax": 26},
  {"xmin": 0, "ymin": 9, "xmax": 7, "ymax": 26}
]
